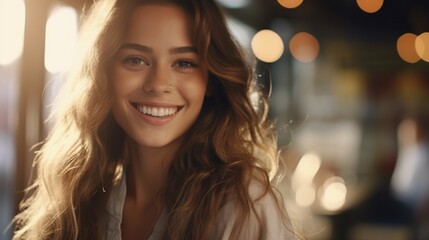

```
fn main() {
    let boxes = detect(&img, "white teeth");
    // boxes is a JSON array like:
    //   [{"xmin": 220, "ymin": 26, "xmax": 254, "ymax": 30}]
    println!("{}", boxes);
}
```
[{"xmin": 137, "ymin": 105, "xmax": 178, "ymax": 117}]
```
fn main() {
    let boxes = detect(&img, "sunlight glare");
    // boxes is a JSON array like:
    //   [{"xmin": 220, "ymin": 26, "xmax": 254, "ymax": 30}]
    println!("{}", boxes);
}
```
[
  {"xmin": 0, "ymin": 0, "xmax": 26, "ymax": 65},
  {"xmin": 45, "ymin": 5, "xmax": 78, "ymax": 73},
  {"xmin": 292, "ymin": 153, "xmax": 321, "ymax": 191},
  {"xmin": 295, "ymin": 185, "xmax": 316, "ymax": 207},
  {"xmin": 320, "ymin": 176, "xmax": 347, "ymax": 211}
]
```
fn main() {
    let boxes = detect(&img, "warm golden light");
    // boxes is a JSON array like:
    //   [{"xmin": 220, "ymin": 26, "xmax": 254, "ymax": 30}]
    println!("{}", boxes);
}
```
[
  {"xmin": 356, "ymin": 0, "xmax": 384, "ymax": 13},
  {"xmin": 45, "ymin": 5, "xmax": 78, "ymax": 73},
  {"xmin": 0, "ymin": 0, "xmax": 26, "ymax": 65},
  {"xmin": 320, "ymin": 176, "xmax": 347, "ymax": 211},
  {"xmin": 251, "ymin": 29, "xmax": 284, "ymax": 63},
  {"xmin": 277, "ymin": 0, "xmax": 304, "ymax": 9},
  {"xmin": 295, "ymin": 185, "xmax": 316, "ymax": 207},
  {"xmin": 289, "ymin": 32, "xmax": 320, "ymax": 63},
  {"xmin": 396, "ymin": 33, "xmax": 420, "ymax": 63},
  {"xmin": 415, "ymin": 32, "xmax": 429, "ymax": 62},
  {"xmin": 292, "ymin": 153, "xmax": 321, "ymax": 191}
]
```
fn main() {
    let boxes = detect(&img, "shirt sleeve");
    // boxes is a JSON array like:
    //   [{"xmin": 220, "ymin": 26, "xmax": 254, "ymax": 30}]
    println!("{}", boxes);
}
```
[{"xmin": 212, "ymin": 181, "xmax": 297, "ymax": 240}]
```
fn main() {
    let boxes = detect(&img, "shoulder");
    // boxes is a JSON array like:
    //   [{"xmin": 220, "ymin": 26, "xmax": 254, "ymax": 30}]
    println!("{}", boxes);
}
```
[{"xmin": 213, "ymin": 180, "xmax": 297, "ymax": 240}]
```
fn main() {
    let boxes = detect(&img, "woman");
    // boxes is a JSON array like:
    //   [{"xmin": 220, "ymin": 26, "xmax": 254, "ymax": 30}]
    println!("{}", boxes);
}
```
[{"xmin": 13, "ymin": 0, "xmax": 296, "ymax": 239}]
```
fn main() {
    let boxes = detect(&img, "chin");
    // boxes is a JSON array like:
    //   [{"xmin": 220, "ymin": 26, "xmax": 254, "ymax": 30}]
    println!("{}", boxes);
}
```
[{"xmin": 133, "ymin": 135, "xmax": 181, "ymax": 149}]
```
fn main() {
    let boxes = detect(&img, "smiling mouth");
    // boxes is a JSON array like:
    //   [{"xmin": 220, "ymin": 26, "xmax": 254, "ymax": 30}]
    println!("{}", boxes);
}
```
[{"xmin": 132, "ymin": 104, "xmax": 182, "ymax": 117}]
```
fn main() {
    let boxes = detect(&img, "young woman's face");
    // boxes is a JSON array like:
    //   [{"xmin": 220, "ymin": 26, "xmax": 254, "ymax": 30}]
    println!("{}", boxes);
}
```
[{"xmin": 111, "ymin": 4, "xmax": 208, "ymax": 149}]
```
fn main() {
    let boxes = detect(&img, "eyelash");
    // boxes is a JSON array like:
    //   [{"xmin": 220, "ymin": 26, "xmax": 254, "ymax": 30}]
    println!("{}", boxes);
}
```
[
  {"xmin": 122, "ymin": 56, "xmax": 148, "ymax": 67},
  {"xmin": 121, "ymin": 56, "xmax": 198, "ymax": 70},
  {"xmin": 173, "ymin": 59, "xmax": 198, "ymax": 69}
]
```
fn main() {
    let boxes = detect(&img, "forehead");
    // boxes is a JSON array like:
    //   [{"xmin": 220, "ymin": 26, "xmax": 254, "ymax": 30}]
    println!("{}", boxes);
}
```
[{"xmin": 124, "ymin": 4, "xmax": 194, "ymax": 47}]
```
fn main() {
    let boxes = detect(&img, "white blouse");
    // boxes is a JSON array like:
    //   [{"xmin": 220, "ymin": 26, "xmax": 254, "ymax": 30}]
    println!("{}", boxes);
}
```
[{"xmin": 103, "ymin": 175, "xmax": 297, "ymax": 240}]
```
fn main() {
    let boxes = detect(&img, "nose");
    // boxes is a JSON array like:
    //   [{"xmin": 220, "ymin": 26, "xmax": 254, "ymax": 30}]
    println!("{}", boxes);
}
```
[{"xmin": 143, "ymin": 65, "xmax": 172, "ymax": 94}]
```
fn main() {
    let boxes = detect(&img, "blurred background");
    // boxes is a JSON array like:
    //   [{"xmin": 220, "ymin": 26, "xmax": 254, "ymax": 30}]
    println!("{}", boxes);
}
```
[{"xmin": 0, "ymin": 0, "xmax": 428, "ymax": 239}]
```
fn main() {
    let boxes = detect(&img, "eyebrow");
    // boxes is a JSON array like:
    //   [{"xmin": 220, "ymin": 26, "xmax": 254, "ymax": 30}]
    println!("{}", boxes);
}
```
[
  {"xmin": 119, "ymin": 43, "xmax": 197, "ymax": 55},
  {"xmin": 120, "ymin": 43, "xmax": 153, "ymax": 53},
  {"xmin": 169, "ymin": 46, "xmax": 197, "ymax": 54}
]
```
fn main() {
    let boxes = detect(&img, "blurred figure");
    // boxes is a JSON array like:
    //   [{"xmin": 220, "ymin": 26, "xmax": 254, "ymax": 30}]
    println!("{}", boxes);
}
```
[{"xmin": 391, "ymin": 117, "xmax": 429, "ymax": 239}]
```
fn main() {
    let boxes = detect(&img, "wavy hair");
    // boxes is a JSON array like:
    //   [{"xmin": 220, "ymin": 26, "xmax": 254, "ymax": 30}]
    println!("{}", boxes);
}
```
[{"xmin": 13, "ymin": 0, "xmax": 288, "ymax": 239}]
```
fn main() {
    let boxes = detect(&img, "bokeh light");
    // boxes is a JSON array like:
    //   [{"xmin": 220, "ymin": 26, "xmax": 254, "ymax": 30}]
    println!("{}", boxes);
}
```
[
  {"xmin": 396, "ymin": 33, "xmax": 420, "ymax": 63},
  {"xmin": 320, "ymin": 176, "xmax": 347, "ymax": 211},
  {"xmin": 251, "ymin": 29, "xmax": 284, "ymax": 63},
  {"xmin": 0, "ymin": 0, "xmax": 26, "ymax": 65},
  {"xmin": 397, "ymin": 118, "xmax": 418, "ymax": 147},
  {"xmin": 356, "ymin": 0, "xmax": 384, "ymax": 13},
  {"xmin": 295, "ymin": 184, "xmax": 316, "ymax": 207},
  {"xmin": 289, "ymin": 32, "xmax": 320, "ymax": 63},
  {"xmin": 292, "ymin": 153, "xmax": 321, "ymax": 191},
  {"xmin": 277, "ymin": 0, "xmax": 304, "ymax": 9},
  {"xmin": 415, "ymin": 32, "xmax": 429, "ymax": 62},
  {"xmin": 216, "ymin": 0, "xmax": 250, "ymax": 9},
  {"xmin": 44, "ymin": 5, "xmax": 78, "ymax": 73}
]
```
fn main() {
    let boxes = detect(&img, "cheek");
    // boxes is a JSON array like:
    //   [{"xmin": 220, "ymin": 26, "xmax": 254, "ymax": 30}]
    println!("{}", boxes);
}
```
[
  {"xmin": 180, "ymin": 75, "xmax": 208, "ymax": 99},
  {"xmin": 111, "ymin": 67, "xmax": 139, "ymax": 97},
  {"xmin": 185, "ymin": 83, "xmax": 207, "ymax": 103}
]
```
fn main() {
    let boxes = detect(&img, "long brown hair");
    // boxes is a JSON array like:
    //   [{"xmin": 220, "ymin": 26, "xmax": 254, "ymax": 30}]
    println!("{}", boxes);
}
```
[{"xmin": 13, "ymin": 0, "xmax": 288, "ymax": 239}]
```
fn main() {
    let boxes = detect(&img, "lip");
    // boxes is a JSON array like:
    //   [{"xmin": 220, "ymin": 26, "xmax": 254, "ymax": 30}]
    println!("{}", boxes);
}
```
[{"xmin": 130, "ymin": 101, "xmax": 183, "ymax": 125}]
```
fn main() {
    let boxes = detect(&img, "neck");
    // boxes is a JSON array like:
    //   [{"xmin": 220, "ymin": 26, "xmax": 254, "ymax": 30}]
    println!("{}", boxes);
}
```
[{"xmin": 126, "ymin": 139, "xmax": 179, "ymax": 206}]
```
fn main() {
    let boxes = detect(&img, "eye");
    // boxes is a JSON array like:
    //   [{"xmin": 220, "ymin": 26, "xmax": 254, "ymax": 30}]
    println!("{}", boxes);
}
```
[
  {"xmin": 122, "ymin": 56, "xmax": 148, "ymax": 68},
  {"xmin": 173, "ymin": 59, "xmax": 197, "ymax": 69}
]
